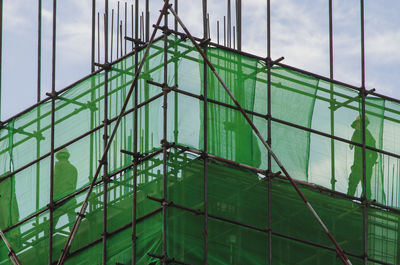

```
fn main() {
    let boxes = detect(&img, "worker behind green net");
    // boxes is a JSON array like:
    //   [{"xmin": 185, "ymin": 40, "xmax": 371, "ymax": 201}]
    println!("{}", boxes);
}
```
[
  {"xmin": 53, "ymin": 148, "xmax": 78, "ymax": 232},
  {"xmin": 347, "ymin": 115, "xmax": 378, "ymax": 200},
  {"xmin": 0, "ymin": 171, "xmax": 20, "ymax": 246}
]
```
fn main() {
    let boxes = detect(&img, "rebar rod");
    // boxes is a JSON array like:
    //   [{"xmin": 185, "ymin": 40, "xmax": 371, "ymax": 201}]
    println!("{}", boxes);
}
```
[
  {"xmin": 168, "ymin": 6, "xmax": 352, "ymax": 265},
  {"xmin": 55, "ymin": 2, "xmax": 170, "ymax": 264}
]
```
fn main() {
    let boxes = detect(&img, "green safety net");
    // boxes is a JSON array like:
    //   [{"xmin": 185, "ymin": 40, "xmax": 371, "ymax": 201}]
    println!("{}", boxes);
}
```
[{"xmin": 0, "ymin": 36, "xmax": 399, "ymax": 264}]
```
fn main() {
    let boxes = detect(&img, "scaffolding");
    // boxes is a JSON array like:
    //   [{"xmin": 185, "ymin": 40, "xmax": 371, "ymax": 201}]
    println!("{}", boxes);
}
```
[{"xmin": 0, "ymin": 0, "xmax": 399, "ymax": 265}]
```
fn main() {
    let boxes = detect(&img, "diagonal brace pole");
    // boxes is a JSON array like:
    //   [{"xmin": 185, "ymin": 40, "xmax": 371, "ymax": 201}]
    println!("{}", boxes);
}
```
[
  {"xmin": 56, "ymin": 2, "xmax": 171, "ymax": 264},
  {"xmin": 168, "ymin": 5, "xmax": 353, "ymax": 265},
  {"xmin": 0, "ymin": 230, "xmax": 21, "ymax": 265}
]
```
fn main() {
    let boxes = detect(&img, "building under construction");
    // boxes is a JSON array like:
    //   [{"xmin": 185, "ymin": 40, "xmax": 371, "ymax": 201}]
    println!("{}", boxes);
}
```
[{"xmin": 0, "ymin": 0, "xmax": 399, "ymax": 264}]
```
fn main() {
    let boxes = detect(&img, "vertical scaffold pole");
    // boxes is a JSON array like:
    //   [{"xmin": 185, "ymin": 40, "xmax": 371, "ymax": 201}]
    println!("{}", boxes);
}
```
[
  {"xmin": 162, "ymin": 1, "xmax": 169, "ymax": 264},
  {"xmin": 36, "ymin": 0, "xmax": 42, "ymax": 246},
  {"xmin": 360, "ymin": 0, "xmax": 368, "ymax": 264},
  {"xmin": 132, "ymin": 0, "xmax": 139, "ymax": 263},
  {"xmin": 236, "ymin": 0, "xmax": 241, "ymax": 51},
  {"xmin": 49, "ymin": 0, "xmax": 57, "ymax": 263},
  {"xmin": 91, "ymin": 0, "xmax": 96, "ymax": 73},
  {"xmin": 266, "ymin": 0, "xmax": 272, "ymax": 263},
  {"xmin": 102, "ymin": 1, "xmax": 110, "ymax": 264},
  {"xmin": 202, "ymin": 1, "xmax": 208, "ymax": 264},
  {"xmin": 329, "ymin": 0, "xmax": 336, "ymax": 192}
]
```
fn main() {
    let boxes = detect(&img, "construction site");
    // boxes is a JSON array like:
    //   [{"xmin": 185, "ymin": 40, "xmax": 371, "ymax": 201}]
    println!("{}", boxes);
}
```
[{"xmin": 0, "ymin": 0, "xmax": 399, "ymax": 264}]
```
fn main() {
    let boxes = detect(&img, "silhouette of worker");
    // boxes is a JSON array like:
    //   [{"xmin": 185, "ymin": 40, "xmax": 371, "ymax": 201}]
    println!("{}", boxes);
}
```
[
  {"xmin": 347, "ymin": 115, "xmax": 378, "ymax": 200},
  {"xmin": 53, "ymin": 148, "xmax": 78, "ymax": 231},
  {"xmin": 0, "ymin": 172, "xmax": 20, "ymax": 245}
]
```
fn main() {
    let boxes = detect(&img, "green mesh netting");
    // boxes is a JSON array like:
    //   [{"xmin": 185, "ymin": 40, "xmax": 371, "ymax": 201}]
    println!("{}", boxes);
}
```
[{"xmin": 0, "ymin": 36, "xmax": 399, "ymax": 264}]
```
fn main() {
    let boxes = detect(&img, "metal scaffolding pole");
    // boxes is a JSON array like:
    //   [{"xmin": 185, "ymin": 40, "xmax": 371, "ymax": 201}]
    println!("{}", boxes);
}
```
[
  {"xmin": 202, "ymin": 0, "xmax": 208, "ymax": 264},
  {"xmin": 266, "ymin": 0, "xmax": 272, "ymax": 263},
  {"xmin": 161, "ymin": 1, "xmax": 170, "ymax": 263},
  {"xmin": 131, "ymin": 0, "xmax": 139, "ymax": 263},
  {"xmin": 102, "ymin": 1, "xmax": 110, "ymax": 264},
  {"xmin": 329, "ymin": 0, "xmax": 336, "ymax": 192},
  {"xmin": 167, "ymin": 6, "xmax": 352, "ymax": 265},
  {"xmin": 91, "ymin": 0, "xmax": 96, "ymax": 73},
  {"xmin": 49, "ymin": 0, "xmax": 57, "ymax": 263},
  {"xmin": 360, "ymin": 1, "xmax": 368, "ymax": 264}
]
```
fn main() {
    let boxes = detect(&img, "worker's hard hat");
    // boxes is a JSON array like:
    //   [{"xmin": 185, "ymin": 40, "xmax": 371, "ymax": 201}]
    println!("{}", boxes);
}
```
[
  {"xmin": 352, "ymin": 115, "xmax": 369, "ymax": 128},
  {"xmin": 56, "ymin": 148, "xmax": 70, "ymax": 160},
  {"xmin": 354, "ymin": 115, "xmax": 369, "ymax": 122}
]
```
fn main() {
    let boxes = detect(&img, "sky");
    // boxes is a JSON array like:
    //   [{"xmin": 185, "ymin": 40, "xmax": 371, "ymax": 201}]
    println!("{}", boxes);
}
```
[{"xmin": 1, "ymin": 0, "xmax": 399, "ymax": 120}]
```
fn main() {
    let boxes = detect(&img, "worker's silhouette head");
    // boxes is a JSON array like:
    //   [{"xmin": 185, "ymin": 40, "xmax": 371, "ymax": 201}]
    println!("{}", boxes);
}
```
[
  {"xmin": 351, "ymin": 115, "xmax": 369, "ymax": 130},
  {"xmin": 56, "ymin": 148, "xmax": 70, "ymax": 161}
]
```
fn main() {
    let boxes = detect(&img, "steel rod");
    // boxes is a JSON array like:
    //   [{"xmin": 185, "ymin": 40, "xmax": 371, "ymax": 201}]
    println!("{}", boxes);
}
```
[
  {"xmin": 102, "ymin": 1, "xmax": 109, "ymax": 264},
  {"xmin": 98, "ymin": 12, "xmax": 100, "ymax": 67},
  {"xmin": 38, "ymin": 0, "xmax": 42, "ymax": 101},
  {"xmin": 360, "ymin": 1, "xmax": 368, "ymax": 264},
  {"xmin": 49, "ymin": 0, "xmax": 57, "ymax": 263},
  {"xmin": 174, "ymin": 0, "xmax": 178, "ymax": 32},
  {"xmin": 125, "ymin": 2, "xmax": 127, "ymax": 55},
  {"xmin": 236, "ymin": 0, "xmax": 241, "ymax": 51},
  {"xmin": 266, "ymin": 0, "xmax": 272, "ymax": 263},
  {"xmin": 111, "ymin": 9, "xmax": 114, "ymax": 62},
  {"xmin": 91, "ymin": 0, "xmax": 96, "ymax": 72},
  {"xmin": 227, "ymin": 0, "xmax": 231, "ymax": 48},
  {"xmin": 223, "ymin": 16, "xmax": 226, "ymax": 46},
  {"xmin": 146, "ymin": 0, "xmax": 149, "ymax": 42},
  {"xmin": 131, "ymin": 4, "xmax": 133, "ymax": 51},
  {"xmin": 56, "ymin": 2, "xmax": 170, "ymax": 264},
  {"xmin": 201, "ymin": 1, "xmax": 208, "ymax": 264},
  {"xmin": 217, "ymin": 21, "xmax": 219, "ymax": 44},
  {"xmin": 329, "ymin": 0, "xmax": 336, "ymax": 193},
  {"xmin": 132, "ymin": 0, "xmax": 139, "ymax": 263},
  {"xmin": 117, "ymin": 1, "xmax": 120, "ymax": 59},
  {"xmin": 168, "ymin": 6, "xmax": 352, "ymax": 264},
  {"xmin": 161, "ymin": 2, "xmax": 170, "ymax": 263}
]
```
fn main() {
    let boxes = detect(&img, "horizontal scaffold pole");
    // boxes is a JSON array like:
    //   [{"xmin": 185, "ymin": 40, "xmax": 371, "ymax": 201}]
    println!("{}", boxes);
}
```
[{"xmin": 167, "ymin": 5, "xmax": 353, "ymax": 265}]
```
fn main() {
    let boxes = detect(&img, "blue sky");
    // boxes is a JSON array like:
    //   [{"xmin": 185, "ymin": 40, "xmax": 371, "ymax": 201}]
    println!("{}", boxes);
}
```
[{"xmin": 1, "ymin": 0, "xmax": 399, "ymax": 120}]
